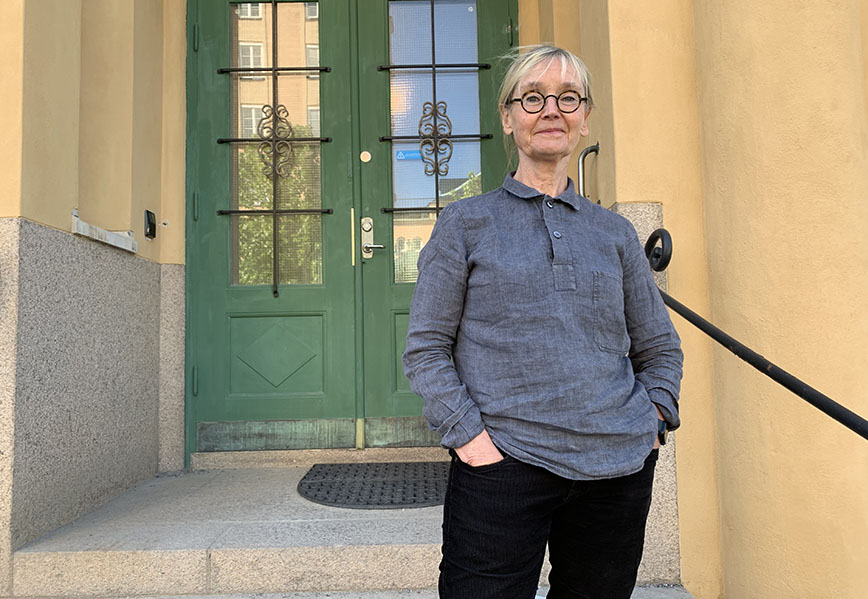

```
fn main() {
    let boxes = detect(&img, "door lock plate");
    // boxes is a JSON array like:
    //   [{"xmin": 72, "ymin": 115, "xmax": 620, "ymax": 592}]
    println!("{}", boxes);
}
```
[{"xmin": 360, "ymin": 217, "xmax": 384, "ymax": 259}]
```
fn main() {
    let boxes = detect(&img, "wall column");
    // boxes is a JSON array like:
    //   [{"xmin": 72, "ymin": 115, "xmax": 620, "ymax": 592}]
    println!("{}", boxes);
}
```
[{"xmin": 694, "ymin": 1, "xmax": 868, "ymax": 596}]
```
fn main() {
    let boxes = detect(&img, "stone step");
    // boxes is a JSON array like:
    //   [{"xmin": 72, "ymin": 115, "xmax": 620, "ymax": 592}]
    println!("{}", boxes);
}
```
[
  {"xmin": 12, "ymin": 467, "xmax": 443, "ymax": 597},
  {"xmin": 11, "ymin": 454, "xmax": 692, "ymax": 598},
  {"xmin": 14, "ymin": 588, "xmax": 694, "ymax": 599}
]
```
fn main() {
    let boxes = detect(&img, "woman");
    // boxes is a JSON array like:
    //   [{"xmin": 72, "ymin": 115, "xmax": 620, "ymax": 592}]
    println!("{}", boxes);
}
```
[{"xmin": 403, "ymin": 45, "xmax": 683, "ymax": 599}]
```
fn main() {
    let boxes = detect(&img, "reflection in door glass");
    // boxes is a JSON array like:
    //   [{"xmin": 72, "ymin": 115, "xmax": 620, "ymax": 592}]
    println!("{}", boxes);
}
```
[
  {"xmin": 229, "ymin": 2, "xmax": 323, "ymax": 287},
  {"xmin": 394, "ymin": 212, "xmax": 436, "ymax": 284},
  {"xmin": 388, "ymin": 0, "xmax": 480, "ymax": 283},
  {"xmin": 233, "ymin": 215, "xmax": 273, "ymax": 286}
]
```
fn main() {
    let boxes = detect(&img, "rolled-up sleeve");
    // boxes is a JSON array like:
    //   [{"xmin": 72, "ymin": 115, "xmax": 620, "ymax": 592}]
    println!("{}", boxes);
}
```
[
  {"xmin": 402, "ymin": 204, "xmax": 485, "ymax": 448},
  {"xmin": 622, "ymin": 226, "xmax": 684, "ymax": 429}
]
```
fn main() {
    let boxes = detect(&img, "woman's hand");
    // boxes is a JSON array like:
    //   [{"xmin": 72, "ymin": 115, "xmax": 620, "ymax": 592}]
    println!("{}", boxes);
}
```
[
  {"xmin": 654, "ymin": 405, "xmax": 665, "ymax": 450},
  {"xmin": 455, "ymin": 429, "xmax": 504, "ymax": 467}
]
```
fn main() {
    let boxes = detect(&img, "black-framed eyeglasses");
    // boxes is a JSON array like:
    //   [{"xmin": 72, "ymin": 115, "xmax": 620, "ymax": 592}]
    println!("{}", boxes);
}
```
[{"xmin": 507, "ymin": 90, "xmax": 587, "ymax": 114}]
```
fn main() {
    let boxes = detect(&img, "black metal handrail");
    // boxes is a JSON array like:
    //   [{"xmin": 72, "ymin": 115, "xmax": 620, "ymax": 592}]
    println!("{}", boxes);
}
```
[{"xmin": 644, "ymin": 228, "xmax": 868, "ymax": 441}]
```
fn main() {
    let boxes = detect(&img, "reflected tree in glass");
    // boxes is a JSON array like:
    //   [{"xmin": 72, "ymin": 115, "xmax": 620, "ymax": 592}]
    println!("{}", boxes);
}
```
[{"xmin": 235, "ymin": 124, "xmax": 323, "ymax": 285}]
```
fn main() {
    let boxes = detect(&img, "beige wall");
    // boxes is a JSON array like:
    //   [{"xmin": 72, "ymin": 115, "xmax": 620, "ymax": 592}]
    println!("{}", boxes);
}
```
[
  {"xmin": 519, "ymin": 0, "xmax": 609, "ymax": 201},
  {"xmin": 520, "ymin": 1, "xmax": 868, "ymax": 597},
  {"xmin": 604, "ymin": 3, "xmax": 721, "ymax": 597},
  {"xmin": 863, "ymin": 0, "xmax": 868, "ymax": 121},
  {"xmin": 131, "ymin": 0, "xmax": 165, "ymax": 263},
  {"xmin": 21, "ymin": 0, "xmax": 82, "ymax": 231},
  {"xmin": 5, "ymin": 0, "xmax": 185, "ymax": 265},
  {"xmin": 161, "ymin": 0, "xmax": 187, "ymax": 264},
  {"xmin": 0, "ymin": 1, "xmax": 24, "ymax": 220},
  {"xmin": 79, "ymin": 0, "xmax": 133, "ymax": 233},
  {"xmin": 694, "ymin": 0, "xmax": 868, "ymax": 597}
]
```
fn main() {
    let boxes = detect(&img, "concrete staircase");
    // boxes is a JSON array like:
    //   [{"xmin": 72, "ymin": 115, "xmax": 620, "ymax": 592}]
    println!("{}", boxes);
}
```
[{"xmin": 10, "ymin": 449, "xmax": 693, "ymax": 598}]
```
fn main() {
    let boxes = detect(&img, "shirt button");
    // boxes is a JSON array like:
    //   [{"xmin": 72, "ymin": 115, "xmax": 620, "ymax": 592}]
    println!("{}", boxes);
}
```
[
  {"xmin": 552, "ymin": 231, "xmax": 562, "ymax": 239},
  {"xmin": 545, "ymin": 200, "xmax": 554, "ymax": 209}
]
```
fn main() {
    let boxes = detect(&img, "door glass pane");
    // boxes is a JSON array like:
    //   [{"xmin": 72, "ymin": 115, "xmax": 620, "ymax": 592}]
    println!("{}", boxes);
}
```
[
  {"xmin": 393, "ymin": 211, "xmax": 436, "ymax": 284},
  {"xmin": 233, "ymin": 143, "xmax": 273, "ymax": 210},
  {"xmin": 233, "ymin": 215, "xmax": 273, "ymax": 286},
  {"xmin": 440, "ymin": 140, "xmax": 481, "ymax": 205},
  {"xmin": 388, "ymin": 0, "xmax": 479, "ymax": 283},
  {"xmin": 230, "ymin": 2, "xmax": 323, "ymax": 287},
  {"xmin": 278, "ymin": 215, "xmax": 322, "ymax": 285},
  {"xmin": 276, "ymin": 143, "xmax": 321, "ymax": 210}
]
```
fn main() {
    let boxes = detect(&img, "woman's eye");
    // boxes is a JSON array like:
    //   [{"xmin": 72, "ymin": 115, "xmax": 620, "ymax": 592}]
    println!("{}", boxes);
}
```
[
  {"xmin": 560, "ymin": 93, "xmax": 580, "ymax": 105},
  {"xmin": 524, "ymin": 93, "xmax": 544, "ymax": 104}
]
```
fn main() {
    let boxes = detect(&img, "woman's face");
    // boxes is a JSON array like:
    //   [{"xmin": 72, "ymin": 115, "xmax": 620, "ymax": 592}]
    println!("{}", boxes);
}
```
[{"xmin": 500, "ymin": 58, "xmax": 590, "ymax": 168}]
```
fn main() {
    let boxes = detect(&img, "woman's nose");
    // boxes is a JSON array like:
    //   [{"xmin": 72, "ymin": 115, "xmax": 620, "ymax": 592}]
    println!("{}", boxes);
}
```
[{"xmin": 541, "ymin": 95, "xmax": 560, "ymax": 115}]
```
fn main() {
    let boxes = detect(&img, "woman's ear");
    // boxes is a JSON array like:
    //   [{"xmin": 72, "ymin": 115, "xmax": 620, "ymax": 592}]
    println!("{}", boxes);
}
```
[
  {"xmin": 579, "ymin": 107, "xmax": 591, "ymax": 137},
  {"xmin": 500, "ymin": 104, "xmax": 513, "ymax": 136}
]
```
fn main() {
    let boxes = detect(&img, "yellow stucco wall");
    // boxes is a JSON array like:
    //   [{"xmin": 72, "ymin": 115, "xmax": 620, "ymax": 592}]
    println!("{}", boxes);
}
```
[
  {"xmin": 79, "ymin": 0, "xmax": 133, "ymax": 233},
  {"xmin": 694, "ymin": 0, "xmax": 868, "ymax": 596},
  {"xmin": 0, "ymin": 1, "xmax": 24, "ymax": 219},
  {"xmin": 6, "ymin": 0, "xmax": 185, "ymax": 265},
  {"xmin": 130, "ymin": 0, "xmax": 165, "ymax": 263},
  {"xmin": 863, "ymin": 0, "xmax": 868, "ymax": 130},
  {"xmin": 161, "ymin": 0, "xmax": 187, "ymax": 265},
  {"xmin": 21, "ymin": 0, "xmax": 81, "ymax": 230},
  {"xmin": 604, "ymin": 3, "xmax": 722, "ymax": 597},
  {"xmin": 520, "ymin": 1, "xmax": 868, "ymax": 597}
]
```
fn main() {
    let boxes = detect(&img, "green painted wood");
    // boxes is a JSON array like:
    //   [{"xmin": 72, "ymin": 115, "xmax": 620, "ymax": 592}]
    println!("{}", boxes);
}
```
[
  {"xmin": 186, "ymin": 0, "xmax": 517, "ymax": 455},
  {"xmin": 479, "ymin": 0, "xmax": 519, "ymax": 187},
  {"xmin": 357, "ymin": 0, "xmax": 517, "ymax": 439},
  {"xmin": 185, "ymin": 0, "xmax": 201, "ymax": 466},
  {"xmin": 198, "ymin": 419, "xmax": 355, "ymax": 451},
  {"xmin": 187, "ymin": 0, "xmax": 357, "ymax": 453}
]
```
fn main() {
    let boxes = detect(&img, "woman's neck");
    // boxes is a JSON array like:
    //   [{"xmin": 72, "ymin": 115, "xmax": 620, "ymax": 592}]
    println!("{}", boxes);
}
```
[{"xmin": 513, "ymin": 160, "xmax": 570, "ymax": 197}]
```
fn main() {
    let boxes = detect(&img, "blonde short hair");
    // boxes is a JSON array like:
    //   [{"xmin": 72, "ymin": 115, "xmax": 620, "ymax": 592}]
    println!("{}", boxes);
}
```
[{"xmin": 498, "ymin": 44, "xmax": 594, "ymax": 112}]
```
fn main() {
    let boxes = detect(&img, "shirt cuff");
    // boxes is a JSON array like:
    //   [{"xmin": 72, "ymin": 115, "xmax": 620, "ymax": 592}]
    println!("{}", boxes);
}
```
[
  {"xmin": 438, "ymin": 402, "xmax": 485, "ymax": 449},
  {"xmin": 649, "ymin": 388, "xmax": 680, "ymax": 430}
]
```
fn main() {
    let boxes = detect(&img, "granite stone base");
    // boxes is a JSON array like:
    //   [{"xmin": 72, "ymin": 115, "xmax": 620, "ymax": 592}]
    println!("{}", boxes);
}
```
[
  {"xmin": 0, "ymin": 218, "xmax": 22, "ymax": 594},
  {"xmin": 159, "ymin": 263, "xmax": 185, "ymax": 473},
  {"xmin": 614, "ymin": 202, "xmax": 681, "ymax": 583},
  {"xmin": 0, "ymin": 217, "xmax": 184, "ymax": 591},
  {"xmin": 9, "ymin": 218, "xmax": 162, "ymax": 551}
]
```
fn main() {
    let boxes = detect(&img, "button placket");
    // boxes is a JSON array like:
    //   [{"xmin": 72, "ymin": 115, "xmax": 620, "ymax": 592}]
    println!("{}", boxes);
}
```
[{"xmin": 541, "ymin": 198, "xmax": 576, "ymax": 291}]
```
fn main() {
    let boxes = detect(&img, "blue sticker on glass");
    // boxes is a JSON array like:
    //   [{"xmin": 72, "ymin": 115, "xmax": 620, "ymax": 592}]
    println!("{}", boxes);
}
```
[{"xmin": 396, "ymin": 150, "xmax": 422, "ymax": 160}]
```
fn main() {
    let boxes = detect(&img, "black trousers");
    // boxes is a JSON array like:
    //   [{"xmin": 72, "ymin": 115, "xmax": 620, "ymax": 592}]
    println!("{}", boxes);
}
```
[{"xmin": 439, "ymin": 449, "xmax": 658, "ymax": 599}]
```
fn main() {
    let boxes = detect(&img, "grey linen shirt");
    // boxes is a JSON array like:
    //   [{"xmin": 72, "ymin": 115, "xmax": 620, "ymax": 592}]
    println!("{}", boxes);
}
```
[{"xmin": 403, "ymin": 174, "xmax": 683, "ymax": 480}]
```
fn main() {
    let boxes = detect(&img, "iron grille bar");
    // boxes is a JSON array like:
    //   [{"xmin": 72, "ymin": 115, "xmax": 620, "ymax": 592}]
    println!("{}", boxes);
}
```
[
  {"xmin": 380, "ymin": 134, "xmax": 491, "ymax": 142},
  {"xmin": 377, "ymin": 62, "xmax": 490, "ymax": 71},
  {"xmin": 429, "ymin": 0, "xmax": 440, "ymax": 212},
  {"xmin": 218, "ymin": 66, "xmax": 331, "ymax": 74},
  {"xmin": 270, "ymin": 0, "xmax": 280, "ymax": 297},
  {"xmin": 218, "ymin": 209, "xmax": 334, "ymax": 215},
  {"xmin": 382, "ymin": 207, "xmax": 440, "ymax": 213},
  {"xmin": 218, "ymin": 136, "xmax": 332, "ymax": 144}
]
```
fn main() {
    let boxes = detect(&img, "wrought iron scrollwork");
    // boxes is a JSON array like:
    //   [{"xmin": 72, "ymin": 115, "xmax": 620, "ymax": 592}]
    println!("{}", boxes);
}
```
[
  {"xmin": 418, "ymin": 101, "xmax": 453, "ymax": 176},
  {"xmin": 257, "ymin": 104, "xmax": 294, "ymax": 178}
]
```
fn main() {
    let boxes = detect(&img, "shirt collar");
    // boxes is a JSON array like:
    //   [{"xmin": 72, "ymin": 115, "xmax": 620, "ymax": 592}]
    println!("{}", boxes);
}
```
[{"xmin": 502, "ymin": 172, "xmax": 582, "ymax": 211}]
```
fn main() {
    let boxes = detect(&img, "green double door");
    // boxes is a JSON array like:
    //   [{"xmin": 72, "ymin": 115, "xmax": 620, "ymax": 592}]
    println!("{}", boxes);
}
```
[{"xmin": 186, "ymin": 0, "xmax": 514, "ymax": 457}]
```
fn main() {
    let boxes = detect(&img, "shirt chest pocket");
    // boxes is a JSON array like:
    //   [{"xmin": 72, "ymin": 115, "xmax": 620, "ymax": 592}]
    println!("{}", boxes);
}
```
[{"xmin": 593, "ymin": 270, "xmax": 631, "ymax": 354}]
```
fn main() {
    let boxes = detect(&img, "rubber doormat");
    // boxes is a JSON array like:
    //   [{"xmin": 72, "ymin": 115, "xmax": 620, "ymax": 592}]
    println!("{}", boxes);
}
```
[{"xmin": 297, "ymin": 461, "xmax": 450, "ymax": 509}]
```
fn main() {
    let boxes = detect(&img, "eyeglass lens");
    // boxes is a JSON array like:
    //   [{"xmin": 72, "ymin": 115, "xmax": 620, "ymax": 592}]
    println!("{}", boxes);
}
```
[{"xmin": 520, "ymin": 91, "xmax": 583, "ymax": 113}]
